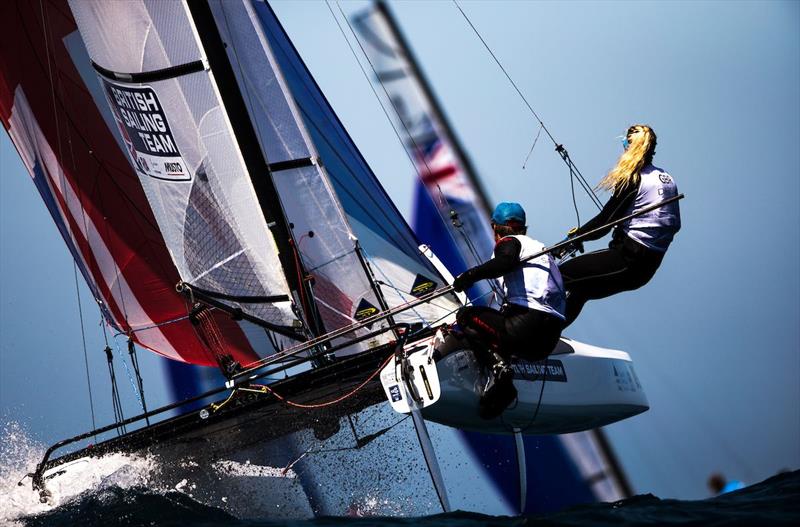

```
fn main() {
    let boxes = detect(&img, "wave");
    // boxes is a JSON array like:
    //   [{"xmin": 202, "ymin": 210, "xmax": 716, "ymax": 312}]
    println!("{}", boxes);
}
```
[
  {"xmin": 4, "ymin": 418, "xmax": 798, "ymax": 526},
  {"xmin": 14, "ymin": 471, "xmax": 800, "ymax": 526},
  {"xmin": 0, "ymin": 421, "xmax": 160, "ymax": 526}
]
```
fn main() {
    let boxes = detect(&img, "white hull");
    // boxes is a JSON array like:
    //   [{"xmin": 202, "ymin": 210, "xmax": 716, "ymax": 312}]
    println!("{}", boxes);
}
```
[{"xmin": 389, "ymin": 336, "xmax": 649, "ymax": 435}]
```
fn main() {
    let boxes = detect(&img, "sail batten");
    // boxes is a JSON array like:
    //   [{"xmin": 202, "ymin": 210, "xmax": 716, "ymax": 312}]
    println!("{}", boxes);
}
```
[{"xmin": 91, "ymin": 59, "xmax": 208, "ymax": 84}]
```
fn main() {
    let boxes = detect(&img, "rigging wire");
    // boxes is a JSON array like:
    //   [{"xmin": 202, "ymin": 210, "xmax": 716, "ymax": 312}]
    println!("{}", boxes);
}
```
[
  {"xmin": 522, "ymin": 123, "xmax": 544, "ymax": 170},
  {"xmin": 126, "ymin": 338, "xmax": 149, "ymax": 424},
  {"xmin": 433, "ymin": 185, "xmax": 503, "ymax": 299},
  {"xmin": 326, "ymin": 0, "xmax": 475, "ymax": 264},
  {"xmin": 73, "ymin": 264, "xmax": 97, "ymax": 436},
  {"xmin": 112, "ymin": 336, "xmax": 146, "ymax": 413},
  {"xmin": 436, "ymin": 186, "xmax": 482, "ymax": 265},
  {"xmin": 39, "ymin": 0, "xmax": 98, "ymax": 435},
  {"xmin": 451, "ymin": 0, "xmax": 603, "ymax": 212},
  {"xmin": 101, "ymin": 321, "xmax": 126, "ymax": 435},
  {"xmin": 112, "ymin": 314, "xmax": 192, "ymax": 338},
  {"xmin": 500, "ymin": 361, "xmax": 547, "ymax": 435}
]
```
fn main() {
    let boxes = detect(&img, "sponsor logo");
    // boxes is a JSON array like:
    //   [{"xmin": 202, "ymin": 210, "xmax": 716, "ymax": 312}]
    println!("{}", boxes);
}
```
[
  {"xmin": 388, "ymin": 384, "xmax": 402, "ymax": 402},
  {"xmin": 659, "ymin": 173, "xmax": 672, "ymax": 184},
  {"xmin": 410, "ymin": 274, "xmax": 437, "ymax": 298},
  {"xmin": 102, "ymin": 80, "xmax": 190, "ymax": 182},
  {"xmin": 354, "ymin": 298, "xmax": 379, "ymax": 328},
  {"xmin": 513, "ymin": 359, "xmax": 568, "ymax": 382}
]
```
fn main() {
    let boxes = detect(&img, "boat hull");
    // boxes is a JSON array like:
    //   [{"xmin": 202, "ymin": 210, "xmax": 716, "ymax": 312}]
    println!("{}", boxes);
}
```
[{"xmin": 417, "ymin": 337, "xmax": 650, "ymax": 434}]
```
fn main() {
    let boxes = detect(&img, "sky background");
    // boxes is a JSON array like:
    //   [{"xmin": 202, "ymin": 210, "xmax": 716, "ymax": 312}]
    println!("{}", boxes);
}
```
[{"xmin": 1, "ymin": 0, "xmax": 798, "ymax": 503}]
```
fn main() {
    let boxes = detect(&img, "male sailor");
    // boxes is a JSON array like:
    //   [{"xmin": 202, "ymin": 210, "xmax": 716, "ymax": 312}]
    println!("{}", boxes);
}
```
[{"xmin": 438, "ymin": 202, "xmax": 566, "ymax": 419}]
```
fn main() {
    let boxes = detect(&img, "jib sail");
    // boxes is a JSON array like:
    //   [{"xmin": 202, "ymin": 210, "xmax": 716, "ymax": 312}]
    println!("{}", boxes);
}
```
[{"xmin": 212, "ymin": 0, "xmax": 462, "ymax": 346}]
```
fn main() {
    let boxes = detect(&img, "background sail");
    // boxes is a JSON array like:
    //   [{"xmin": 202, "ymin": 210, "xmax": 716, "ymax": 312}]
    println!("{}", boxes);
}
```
[
  {"xmin": 0, "ymin": 0, "xmax": 279, "ymax": 368},
  {"xmin": 352, "ymin": 2, "xmax": 498, "ymax": 306},
  {"xmin": 250, "ymin": 1, "xmax": 462, "ymax": 333},
  {"xmin": 351, "ymin": 1, "xmax": 628, "ymax": 507}
]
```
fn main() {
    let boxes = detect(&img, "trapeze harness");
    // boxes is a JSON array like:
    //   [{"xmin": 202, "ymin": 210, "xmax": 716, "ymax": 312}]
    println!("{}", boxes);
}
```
[
  {"xmin": 456, "ymin": 235, "xmax": 566, "ymax": 362},
  {"xmin": 559, "ymin": 163, "xmax": 681, "ymax": 327}
]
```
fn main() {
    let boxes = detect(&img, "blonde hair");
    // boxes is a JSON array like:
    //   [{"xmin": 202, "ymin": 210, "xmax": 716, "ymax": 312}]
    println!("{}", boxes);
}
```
[{"xmin": 598, "ymin": 124, "xmax": 657, "ymax": 192}]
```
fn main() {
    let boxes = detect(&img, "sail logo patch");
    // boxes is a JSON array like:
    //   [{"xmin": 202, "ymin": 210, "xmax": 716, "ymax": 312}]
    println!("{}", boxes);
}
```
[
  {"xmin": 513, "ymin": 359, "xmax": 567, "ymax": 382},
  {"xmin": 354, "ymin": 298, "xmax": 379, "ymax": 327},
  {"xmin": 102, "ymin": 80, "xmax": 190, "ymax": 182},
  {"xmin": 410, "ymin": 274, "xmax": 437, "ymax": 298}
]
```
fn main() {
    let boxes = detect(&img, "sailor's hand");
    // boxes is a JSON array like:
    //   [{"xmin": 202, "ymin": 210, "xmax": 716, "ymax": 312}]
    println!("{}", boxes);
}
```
[
  {"xmin": 552, "ymin": 238, "xmax": 584, "ymax": 259},
  {"xmin": 568, "ymin": 239, "xmax": 584, "ymax": 254},
  {"xmin": 452, "ymin": 270, "xmax": 476, "ymax": 292}
]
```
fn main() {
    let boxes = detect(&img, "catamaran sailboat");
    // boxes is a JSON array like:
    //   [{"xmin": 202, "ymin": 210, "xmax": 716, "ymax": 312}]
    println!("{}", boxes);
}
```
[{"xmin": 1, "ymin": 0, "xmax": 653, "ymax": 518}]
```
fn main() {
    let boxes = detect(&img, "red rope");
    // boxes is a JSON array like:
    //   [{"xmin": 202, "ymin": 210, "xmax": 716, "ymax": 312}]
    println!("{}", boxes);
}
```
[{"xmin": 245, "ymin": 353, "xmax": 394, "ymax": 409}]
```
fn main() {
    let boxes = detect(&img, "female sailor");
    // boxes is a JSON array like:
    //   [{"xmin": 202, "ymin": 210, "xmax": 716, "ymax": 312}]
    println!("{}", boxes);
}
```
[
  {"xmin": 558, "ymin": 124, "xmax": 681, "ymax": 327},
  {"xmin": 442, "ymin": 202, "xmax": 566, "ymax": 419}
]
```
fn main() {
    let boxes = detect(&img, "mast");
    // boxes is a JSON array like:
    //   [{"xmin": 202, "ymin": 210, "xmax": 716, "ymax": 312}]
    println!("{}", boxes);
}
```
[{"xmin": 186, "ymin": 0, "xmax": 322, "ymax": 337}]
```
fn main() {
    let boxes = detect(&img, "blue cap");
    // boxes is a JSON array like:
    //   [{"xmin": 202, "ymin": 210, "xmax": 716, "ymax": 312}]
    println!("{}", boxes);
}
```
[{"xmin": 491, "ymin": 202, "xmax": 526, "ymax": 226}]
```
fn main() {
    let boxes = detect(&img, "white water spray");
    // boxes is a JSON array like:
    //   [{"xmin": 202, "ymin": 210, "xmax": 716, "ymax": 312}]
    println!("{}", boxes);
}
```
[{"xmin": 0, "ymin": 421, "xmax": 159, "ymax": 524}]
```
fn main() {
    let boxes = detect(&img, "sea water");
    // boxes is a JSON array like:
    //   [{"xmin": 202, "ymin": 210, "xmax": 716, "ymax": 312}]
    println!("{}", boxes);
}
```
[{"xmin": 2, "ymin": 421, "xmax": 798, "ymax": 526}]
